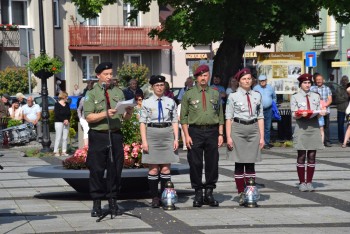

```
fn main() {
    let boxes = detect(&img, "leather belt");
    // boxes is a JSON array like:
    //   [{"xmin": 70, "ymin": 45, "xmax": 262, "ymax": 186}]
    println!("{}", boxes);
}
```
[
  {"xmin": 91, "ymin": 129, "xmax": 121, "ymax": 134},
  {"xmin": 233, "ymin": 118, "xmax": 257, "ymax": 125},
  {"xmin": 147, "ymin": 122, "xmax": 172, "ymax": 128},
  {"xmin": 189, "ymin": 124, "xmax": 218, "ymax": 129}
]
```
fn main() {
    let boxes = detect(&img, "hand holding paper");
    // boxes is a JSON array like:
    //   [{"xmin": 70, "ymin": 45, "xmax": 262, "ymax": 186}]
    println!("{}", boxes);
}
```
[{"xmin": 115, "ymin": 99, "xmax": 137, "ymax": 114}]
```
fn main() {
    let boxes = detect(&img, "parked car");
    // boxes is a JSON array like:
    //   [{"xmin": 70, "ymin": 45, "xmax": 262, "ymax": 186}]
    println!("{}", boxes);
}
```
[
  {"xmin": 53, "ymin": 96, "xmax": 82, "ymax": 110},
  {"xmin": 170, "ymin": 87, "xmax": 183, "ymax": 104},
  {"xmin": 10, "ymin": 93, "xmax": 57, "ymax": 110}
]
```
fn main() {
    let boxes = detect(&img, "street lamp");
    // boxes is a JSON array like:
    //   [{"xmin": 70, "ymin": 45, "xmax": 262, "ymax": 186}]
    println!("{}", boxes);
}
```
[{"xmin": 38, "ymin": 0, "xmax": 51, "ymax": 152}]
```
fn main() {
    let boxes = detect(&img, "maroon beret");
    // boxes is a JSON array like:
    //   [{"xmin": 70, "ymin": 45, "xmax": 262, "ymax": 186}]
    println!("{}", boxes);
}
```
[
  {"xmin": 194, "ymin": 65, "xmax": 209, "ymax": 77},
  {"xmin": 297, "ymin": 73, "xmax": 313, "ymax": 83},
  {"xmin": 234, "ymin": 68, "xmax": 251, "ymax": 81}
]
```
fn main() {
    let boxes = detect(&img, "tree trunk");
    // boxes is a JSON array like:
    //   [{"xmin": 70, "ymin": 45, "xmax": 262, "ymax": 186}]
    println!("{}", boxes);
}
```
[{"xmin": 212, "ymin": 36, "xmax": 245, "ymax": 89}]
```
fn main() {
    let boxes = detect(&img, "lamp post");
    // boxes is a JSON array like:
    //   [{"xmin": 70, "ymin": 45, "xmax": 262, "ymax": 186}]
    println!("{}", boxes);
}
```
[{"xmin": 38, "ymin": 0, "xmax": 51, "ymax": 152}]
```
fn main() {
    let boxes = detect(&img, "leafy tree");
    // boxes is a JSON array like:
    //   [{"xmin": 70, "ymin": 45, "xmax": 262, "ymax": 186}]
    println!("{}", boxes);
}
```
[
  {"xmin": 117, "ymin": 63, "xmax": 150, "ymax": 87},
  {"xmin": 0, "ymin": 67, "xmax": 37, "ymax": 95},
  {"xmin": 72, "ymin": 0, "xmax": 350, "ymax": 86}
]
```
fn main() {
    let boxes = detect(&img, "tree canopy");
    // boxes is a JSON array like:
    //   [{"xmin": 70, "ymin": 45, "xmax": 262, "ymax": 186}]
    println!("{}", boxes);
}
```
[{"xmin": 72, "ymin": 0, "xmax": 350, "ymax": 86}]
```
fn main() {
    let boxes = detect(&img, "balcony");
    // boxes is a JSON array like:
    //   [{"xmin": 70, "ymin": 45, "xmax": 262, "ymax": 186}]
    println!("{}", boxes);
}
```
[
  {"xmin": 311, "ymin": 31, "xmax": 338, "ymax": 51},
  {"xmin": 0, "ymin": 30, "xmax": 20, "ymax": 51},
  {"xmin": 69, "ymin": 26, "xmax": 172, "ymax": 50}
]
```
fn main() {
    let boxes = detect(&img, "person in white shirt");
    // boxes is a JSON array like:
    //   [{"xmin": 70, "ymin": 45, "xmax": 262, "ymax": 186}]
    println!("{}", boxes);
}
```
[
  {"xmin": 9, "ymin": 99, "xmax": 23, "ymax": 121},
  {"xmin": 22, "ymin": 96, "xmax": 42, "ymax": 142}
]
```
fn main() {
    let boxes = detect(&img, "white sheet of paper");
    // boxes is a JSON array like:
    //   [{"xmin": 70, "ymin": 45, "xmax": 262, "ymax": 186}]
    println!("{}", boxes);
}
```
[
  {"xmin": 115, "ymin": 99, "xmax": 136, "ymax": 114},
  {"xmin": 309, "ymin": 110, "xmax": 322, "ymax": 119}
]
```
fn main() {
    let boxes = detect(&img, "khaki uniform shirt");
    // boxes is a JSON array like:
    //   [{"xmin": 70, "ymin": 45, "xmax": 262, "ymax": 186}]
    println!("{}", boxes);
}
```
[
  {"xmin": 225, "ymin": 87, "xmax": 264, "ymax": 120},
  {"xmin": 84, "ymin": 83, "xmax": 125, "ymax": 131},
  {"xmin": 180, "ymin": 85, "xmax": 224, "ymax": 125},
  {"xmin": 291, "ymin": 90, "xmax": 321, "ymax": 113}
]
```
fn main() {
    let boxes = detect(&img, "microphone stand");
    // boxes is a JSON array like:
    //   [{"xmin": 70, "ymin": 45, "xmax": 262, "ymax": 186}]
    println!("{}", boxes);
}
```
[{"xmin": 97, "ymin": 85, "xmax": 140, "ymax": 222}]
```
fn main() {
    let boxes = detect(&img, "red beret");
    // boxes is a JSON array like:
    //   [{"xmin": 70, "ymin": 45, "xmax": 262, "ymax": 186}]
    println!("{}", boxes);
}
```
[
  {"xmin": 194, "ymin": 65, "xmax": 209, "ymax": 77},
  {"xmin": 234, "ymin": 68, "xmax": 251, "ymax": 81},
  {"xmin": 297, "ymin": 73, "xmax": 313, "ymax": 83}
]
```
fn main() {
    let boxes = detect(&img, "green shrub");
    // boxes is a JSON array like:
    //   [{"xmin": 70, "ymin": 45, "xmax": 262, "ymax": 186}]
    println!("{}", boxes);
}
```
[
  {"xmin": 7, "ymin": 119, "xmax": 22, "ymax": 127},
  {"xmin": 0, "ymin": 67, "xmax": 37, "ymax": 95},
  {"xmin": 117, "ymin": 63, "xmax": 149, "ymax": 87}
]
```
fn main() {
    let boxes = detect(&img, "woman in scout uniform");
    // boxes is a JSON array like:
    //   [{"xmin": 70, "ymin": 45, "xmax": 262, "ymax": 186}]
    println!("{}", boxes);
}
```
[
  {"xmin": 290, "ymin": 74, "xmax": 326, "ymax": 192},
  {"xmin": 225, "ymin": 68, "xmax": 264, "ymax": 206},
  {"xmin": 139, "ymin": 75, "xmax": 179, "ymax": 208}
]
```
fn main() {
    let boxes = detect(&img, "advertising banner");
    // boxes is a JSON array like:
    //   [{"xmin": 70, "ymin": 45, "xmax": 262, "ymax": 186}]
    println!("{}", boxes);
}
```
[{"xmin": 257, "ymin": 52, "xmax": 304, "ymax": 94}]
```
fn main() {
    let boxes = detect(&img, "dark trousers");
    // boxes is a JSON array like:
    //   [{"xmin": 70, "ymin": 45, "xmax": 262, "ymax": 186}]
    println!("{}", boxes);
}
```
[
  {"xmin": 337, "ymin": 111, "xmax": 346, "ymax": 143},
  {"xmin": 324, "ymin": 114, "xmax": 331, "ymax": 144},
  {"xmin": 263, "ymin": 107, "xmax": 272, "ymax": 145},
  {"xmin": 86, "ymin": 130, "xmax": 124, "ymax": 200},
  {"xmin": 187, "ymin": 127, "xmax": 219, "ymax": 189}
]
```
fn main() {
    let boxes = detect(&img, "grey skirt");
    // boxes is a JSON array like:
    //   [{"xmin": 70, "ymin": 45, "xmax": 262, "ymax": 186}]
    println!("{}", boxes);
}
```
[
  {"xmin": 142, "ymin": 126, "xmax": 179, "ymax": 164},
  {"xmin": 227, "ymin": 122, "xmax": 262, "ymax": 163},
  {"xmin": 293, "ymin": 117, "xmax": 324, "ymax": 150}
]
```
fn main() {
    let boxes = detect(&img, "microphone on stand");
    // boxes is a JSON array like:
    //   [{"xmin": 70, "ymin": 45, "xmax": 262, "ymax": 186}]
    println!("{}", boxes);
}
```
[{"xmin": 101, "ymin": 82, "xmax": 106, "ymax": 90}]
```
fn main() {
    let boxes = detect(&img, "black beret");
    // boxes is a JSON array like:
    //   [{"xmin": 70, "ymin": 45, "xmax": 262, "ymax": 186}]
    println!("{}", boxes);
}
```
[
  {"xmin": 150, "ymin": 75, "xmax": 165, "ymax": 85},
  {"xmin": 95, "ymin": 62, "xmax": 113, "ymax": 74},
  {"xmin": 297, "ymin": 73, "xmax": 313, "ymax": 83},
  {"xmin": 234, "ymin": 68, "xmax": 251, "ymax": 81},
  {"xmin": 194, "ymin": 65, "xmax": 209, "ymax": 77}
]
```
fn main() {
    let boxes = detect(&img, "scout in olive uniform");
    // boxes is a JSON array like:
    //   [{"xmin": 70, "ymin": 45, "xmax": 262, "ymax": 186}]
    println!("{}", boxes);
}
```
[
  {"xmin": 291, "ymin": 73, "xmax": 325, "ymax": 192},
  {"xmin": 180, "ymin": 64, "xmax": 224, "ymax": 207},
  {"xmin": 225, "ymin": 68, "xmax": 264, "ymax": 206},
  {"xmin": 84, "ymin": 62, "xmax": 133, "ymax": 217},
  {"xmin": 139, "ymin": 75, "xmax": 179, "ymax": 208}
]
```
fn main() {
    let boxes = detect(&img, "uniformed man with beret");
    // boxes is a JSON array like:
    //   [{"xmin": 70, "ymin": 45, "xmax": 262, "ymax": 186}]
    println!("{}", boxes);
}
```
[
  {"xmin": 84, "ymin": 62, "xmax": 133, "ymax": 217},
  {"xmin": 291, "ymin": 73, "xmax": 325, "ymax": 192},
  {"xmin": 225, "ymin": 68, "xmax": 264, "ymax": 206},
  {"xmin": 180, "ymin": 64, "xmax": 224, "ymax": 207}
]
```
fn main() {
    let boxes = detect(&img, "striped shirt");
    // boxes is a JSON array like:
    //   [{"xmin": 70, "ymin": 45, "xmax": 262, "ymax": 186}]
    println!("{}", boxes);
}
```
[{"xmin": 310, "ymin": 85, "xmax": 332, "ymax": 112}]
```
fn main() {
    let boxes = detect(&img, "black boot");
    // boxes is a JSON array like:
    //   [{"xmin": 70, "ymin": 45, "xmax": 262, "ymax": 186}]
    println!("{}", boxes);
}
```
[
  {"xmin": 148, "ymin": 174, "xmax": 160, "ymax": 208},
  {"xmin": 193, "ymin": 189, "xmax": 203, "ymax": 207},
  {"xmin": 108, "ymin": 198, "xmax": 120, "ymax": 216},
  {"xmin": 203, "ymin": 188, "xmax": 219, "ymax": 207},
  {"xmin": 91, "ymin": 200, "xmax": 102, "ymax": 217}
]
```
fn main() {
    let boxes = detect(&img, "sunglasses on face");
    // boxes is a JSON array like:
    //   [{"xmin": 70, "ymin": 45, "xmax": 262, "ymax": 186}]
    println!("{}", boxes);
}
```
[{"xmin": 137, "ymin": 98, "xmax": 143, "ymax": 101}]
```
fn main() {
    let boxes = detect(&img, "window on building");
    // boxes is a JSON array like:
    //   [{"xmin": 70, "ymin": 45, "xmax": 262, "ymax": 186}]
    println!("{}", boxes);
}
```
[
  {"xmin": 1, "ymin": 0, "xmax": 28, "ymax": 26},
  {"xmin": 123, "ymin": 3, "xmax": 140, "ymax": 26},
  {"xmin": 82, "ymin": 18, "xmax": 99, "ymax": 26},
  {"xmin": 124, "ymin": 54, "xmax": 142, "ymax": 65},
  {"xmin": 53, "ymin": 0, "xmax": 60, "ymax": 28},
  {"xmin": 82, "ymin": 55, "xmax": 100, "ymax": 80}
]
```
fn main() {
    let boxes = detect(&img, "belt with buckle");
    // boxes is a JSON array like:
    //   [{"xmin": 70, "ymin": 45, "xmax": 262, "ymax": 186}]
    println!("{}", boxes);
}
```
[
  {"xmin": 147, "ymin": 123, "xmax": 172, "ymax": 128},
  {"xmin": 189, "ymin": 124, "xmax": 218, "ymax": 129},
  {"xmin": 92, "ymin": 129, "xmax": 121, "ymax": 134},
  {"xmin": 233, "ymin": 118, "xmax": 257, "ymax": 125}
]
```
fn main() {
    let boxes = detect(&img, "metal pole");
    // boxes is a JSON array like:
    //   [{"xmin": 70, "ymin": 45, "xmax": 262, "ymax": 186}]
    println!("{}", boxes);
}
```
[
  {"xmin": 339, "ymin": 24, "xmax": 343, "ymax": 78},
  {"xmin": 26, "ymin": 28, "xmax": 32, "ymax": 94},
  {"xmin": 38, "ymin": 0, "xmax": 51, "ymax": 152}
]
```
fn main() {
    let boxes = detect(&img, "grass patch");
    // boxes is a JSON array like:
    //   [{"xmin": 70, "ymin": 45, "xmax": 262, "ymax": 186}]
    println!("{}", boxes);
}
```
[{"xmin": 24, "ymin": 148, "xmax": 50, "ymax": 157}]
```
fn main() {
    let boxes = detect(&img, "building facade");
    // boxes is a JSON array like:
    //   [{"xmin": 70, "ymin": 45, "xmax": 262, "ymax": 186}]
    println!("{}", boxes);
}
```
[{"xmin": 280, "ymin": 9, "xmax": 350, "ymax": 83}]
